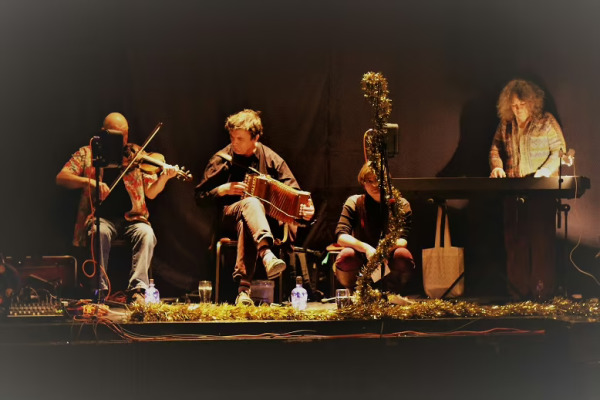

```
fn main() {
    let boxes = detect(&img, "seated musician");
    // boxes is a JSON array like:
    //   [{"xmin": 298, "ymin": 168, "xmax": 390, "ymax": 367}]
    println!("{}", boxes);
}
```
[
  {"xmin": 195, "ymin": 109, "xmax": 314, "ymax": 306},
  {"xmin": 56, "ymin": 112, "xmax": 178, "ymax": 302},
  {"xmin": 489, "ymin": 79, "xmax": 567, "ymax": 300},
  {"xmin": 334, "ymin": 162, "xmax": 415, "ymax": 293}
]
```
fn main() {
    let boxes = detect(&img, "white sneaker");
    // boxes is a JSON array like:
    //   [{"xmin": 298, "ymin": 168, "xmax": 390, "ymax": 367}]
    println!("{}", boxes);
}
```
[
  {"xmin": 235, "ymin": 290, "xmax": 254, "ymax": 306},
  {"xmin": 263, "ymin": 250, "xmax": 286, "ymax": 279}
]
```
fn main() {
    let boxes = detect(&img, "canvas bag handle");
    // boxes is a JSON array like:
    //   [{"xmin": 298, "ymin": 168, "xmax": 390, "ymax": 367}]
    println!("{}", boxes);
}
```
[{"xmin": 434, "ymin": 205, "xmax": 452, "ymax": 248}]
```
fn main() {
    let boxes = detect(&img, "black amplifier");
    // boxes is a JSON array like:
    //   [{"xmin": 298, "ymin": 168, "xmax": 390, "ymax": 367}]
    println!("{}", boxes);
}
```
[{"xmin": 5, "ymin": 255, "xmax": 78, "ymax": 298}]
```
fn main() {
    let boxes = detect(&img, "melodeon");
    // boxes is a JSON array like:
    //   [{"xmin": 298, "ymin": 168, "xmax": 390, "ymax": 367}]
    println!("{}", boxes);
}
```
[{"xmin": 243, "ymin": 174, "xmax": 312, "ymax": 225}]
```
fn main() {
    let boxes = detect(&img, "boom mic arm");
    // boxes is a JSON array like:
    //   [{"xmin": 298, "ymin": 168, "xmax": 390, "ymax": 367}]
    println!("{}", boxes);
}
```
[{"xmin": 215, "ymin": 151, "xmax": 261, "ymax": 175}]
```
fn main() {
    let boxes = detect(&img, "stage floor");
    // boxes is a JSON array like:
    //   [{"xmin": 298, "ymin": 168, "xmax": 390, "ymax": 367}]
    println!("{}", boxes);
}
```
[{"xmin": 2, "ymin": 304, "xmax": 600, "ymax": 400}]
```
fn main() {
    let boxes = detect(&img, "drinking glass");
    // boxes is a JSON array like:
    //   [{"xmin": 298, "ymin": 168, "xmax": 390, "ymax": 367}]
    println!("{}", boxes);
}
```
[
  {"xmin": 335, "ymin": 288, "xmax": 351, "ymax": 309},
  {"xmin": 198, "ymin": 280, "xmax": 212, "ymax": 303}
]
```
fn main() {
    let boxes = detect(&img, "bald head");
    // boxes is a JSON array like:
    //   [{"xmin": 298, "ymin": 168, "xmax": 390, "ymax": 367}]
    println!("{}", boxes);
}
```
[{"xmin": 103, "ymin": 112, "xmax": 129, "ymax": 144}]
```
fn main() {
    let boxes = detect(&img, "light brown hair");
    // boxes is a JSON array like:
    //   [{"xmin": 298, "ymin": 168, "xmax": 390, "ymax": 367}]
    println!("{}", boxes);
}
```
[
  {"xmin": 225, "ymin": 109, "xmax": 263, "ymax": 139},
  {"xmin": 357, "ymin": 162, "xmax": 377, "ymax": 185}
]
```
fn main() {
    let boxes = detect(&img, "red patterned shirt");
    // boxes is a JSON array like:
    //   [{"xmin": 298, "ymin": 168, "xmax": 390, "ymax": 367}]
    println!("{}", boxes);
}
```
[{"xmin": 60, "ymin": 145, "xmax": 157, "ymax": 247}]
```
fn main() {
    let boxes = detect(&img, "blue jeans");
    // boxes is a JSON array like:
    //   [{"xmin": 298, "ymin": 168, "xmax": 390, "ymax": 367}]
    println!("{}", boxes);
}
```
[{"xmin": 89, "ymin": 217, "xmax": 157, "ymax": 291}]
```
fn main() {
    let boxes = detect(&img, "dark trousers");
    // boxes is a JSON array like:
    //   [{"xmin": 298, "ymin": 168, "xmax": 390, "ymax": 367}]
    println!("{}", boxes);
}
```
[
  {"xmin": 503, "ymin": 195, "xmax": 557, "ymax": 300},
  {"xmin": 334, "ymin": 247, "xmax": 415, "ymax": 293}
]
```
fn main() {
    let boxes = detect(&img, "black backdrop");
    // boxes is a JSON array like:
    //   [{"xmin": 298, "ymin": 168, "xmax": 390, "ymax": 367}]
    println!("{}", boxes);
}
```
[{"xmin": 1, "ymin": 0, "xmax": 599, "ymax": 296}]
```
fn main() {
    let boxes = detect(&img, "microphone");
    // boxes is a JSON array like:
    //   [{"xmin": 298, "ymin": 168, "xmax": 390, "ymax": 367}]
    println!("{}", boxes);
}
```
[
  {"xmin": 215, "ymin": 151, "xmax": 233, "ymax": 164},
  {"xmin": 93, "ymin": 129, "xmax": 125, "ymax": 168},
  {"xmin": 215, "ymin": 151, "xmax": 260, "ymax": 175}
]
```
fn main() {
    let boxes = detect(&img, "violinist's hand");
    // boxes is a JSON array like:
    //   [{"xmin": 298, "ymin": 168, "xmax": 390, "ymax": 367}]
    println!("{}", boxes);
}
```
[
  {"xmin": 96, "ymin": 181, "xmax": 110, "ymax": 201},
  {"xmin": 217, "ymin": 182, "xmax": 248, "ymax": 197},
  {"xmin": 299, "ymin": 199, "xmax": 315, "ymax": 221},
  {"xmin": 161, "ymin": 164, "xmax": 178, "ymax": 180}
]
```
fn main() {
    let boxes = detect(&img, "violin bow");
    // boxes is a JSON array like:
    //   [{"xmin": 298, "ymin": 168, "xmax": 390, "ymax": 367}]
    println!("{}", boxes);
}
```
[{"xmin": 106, "ymin": 122, "xmax": 163, "ymax": 196}]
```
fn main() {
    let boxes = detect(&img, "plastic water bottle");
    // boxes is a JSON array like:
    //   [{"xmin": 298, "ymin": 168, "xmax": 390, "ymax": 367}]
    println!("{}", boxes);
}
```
[
  {"xmin": 291, "ymin": 276, "xmax": 307, "ymax": 310},
  {"xmin": 145, "ymin": 279, "xmax": 160, "ymax": 304}
]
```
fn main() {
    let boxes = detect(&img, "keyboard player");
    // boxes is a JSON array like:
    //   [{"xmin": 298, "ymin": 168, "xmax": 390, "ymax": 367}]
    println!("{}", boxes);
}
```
[{"xmin": 489, "ymin": 79, "xmax": 566, "ymax": 301}]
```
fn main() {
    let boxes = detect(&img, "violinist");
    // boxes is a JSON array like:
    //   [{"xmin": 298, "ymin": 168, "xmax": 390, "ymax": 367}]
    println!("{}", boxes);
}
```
[{"xmin": 56, "ymin": 112, "xmax": 177, "ymax": 302}]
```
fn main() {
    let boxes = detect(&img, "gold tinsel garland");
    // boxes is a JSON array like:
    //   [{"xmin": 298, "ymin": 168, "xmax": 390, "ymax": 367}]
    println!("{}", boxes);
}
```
[
  {"xmin": 127, "ymin": 298, "xmax": 600, "ymax": 323},
  {"xmin": 357, "ymin": 72, "xmax": 407, "ymax": 303}
]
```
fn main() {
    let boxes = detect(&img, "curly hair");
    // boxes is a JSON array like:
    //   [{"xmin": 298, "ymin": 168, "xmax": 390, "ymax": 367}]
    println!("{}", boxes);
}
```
[
  {"xmin": 497, "ymin": 79, "xmax": 545, "ymax": 122},
  {"xmin": 224, "ymin": 109, "xmax": 263, "ymax": 139}
]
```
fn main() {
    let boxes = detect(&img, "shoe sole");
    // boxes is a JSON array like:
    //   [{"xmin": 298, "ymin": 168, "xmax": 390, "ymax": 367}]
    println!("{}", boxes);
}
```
[
  {"xmin": 235, "ymin": 294, "xmax": 254, "ymax": 306},
  {"xmin": 266, "ymin": 260, "xmax": 286, "ymax": 279}
]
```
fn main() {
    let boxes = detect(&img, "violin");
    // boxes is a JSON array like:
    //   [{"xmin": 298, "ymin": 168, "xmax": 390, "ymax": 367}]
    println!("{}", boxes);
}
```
[{"xmin": 124, "ymin": 143, "xmax": 192, "ymax": 181}]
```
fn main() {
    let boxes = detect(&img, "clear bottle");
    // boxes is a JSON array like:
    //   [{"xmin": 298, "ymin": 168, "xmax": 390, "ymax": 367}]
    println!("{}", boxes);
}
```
[
  {"xmin": 291, "ymin": 276, "xmax": 308, "ymax": 310},
  {"xmin": 145, "ymin": 279, "xmax": 160, "ymax": 304}
]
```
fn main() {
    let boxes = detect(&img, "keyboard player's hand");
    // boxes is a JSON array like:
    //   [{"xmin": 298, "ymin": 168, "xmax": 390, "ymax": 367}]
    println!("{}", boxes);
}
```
[{"xmin": 490, "ymin": 167, "xmax": 506, "ymax": 178}]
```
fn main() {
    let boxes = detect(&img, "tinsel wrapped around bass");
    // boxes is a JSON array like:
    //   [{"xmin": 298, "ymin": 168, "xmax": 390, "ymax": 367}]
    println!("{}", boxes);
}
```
[{"xmin": 356, "ymin": 72, "xmax": 407, "ymax": 303}]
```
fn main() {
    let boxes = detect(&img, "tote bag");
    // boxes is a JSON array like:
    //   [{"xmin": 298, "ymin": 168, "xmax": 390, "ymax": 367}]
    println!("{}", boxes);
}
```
[{"xmin": 422, "ymin": 206, "xmax": 464, "ymax": 298}]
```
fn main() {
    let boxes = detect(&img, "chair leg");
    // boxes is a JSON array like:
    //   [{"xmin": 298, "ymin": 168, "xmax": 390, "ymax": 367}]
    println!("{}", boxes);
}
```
[
  {"xmin": 215, "ymin": 240, "xmax": 223, "ymax": 303},
  {"xmin": 215, "ymin": 238, "xmax": 238, "ymax": 304},
  {"xmin": 328, "ymin": 251, "xmax": 340, "ymax": 296}
]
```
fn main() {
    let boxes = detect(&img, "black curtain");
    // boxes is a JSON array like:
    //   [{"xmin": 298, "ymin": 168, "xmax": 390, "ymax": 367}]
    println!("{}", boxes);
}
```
[{"xmin": 1, "ymin": 0, "xmax": 598, "ymax": 296}]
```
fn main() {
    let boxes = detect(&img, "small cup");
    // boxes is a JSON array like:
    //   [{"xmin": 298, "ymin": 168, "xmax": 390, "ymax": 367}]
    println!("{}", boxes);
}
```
[
  {"xmin": 335, "ymin": 288, "xmax": 352, "ymax": 309},
  {"xmin": 198, "ymin": 280, "xmax": 213, "ymax": 303},
  {"xmin": 250, "ymin": 280, "xmax": 275, "ymax": 305}
]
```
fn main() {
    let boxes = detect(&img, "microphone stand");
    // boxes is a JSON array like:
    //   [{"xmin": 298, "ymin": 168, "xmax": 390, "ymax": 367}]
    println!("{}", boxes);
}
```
[
  {"xmin": 88, "ymin": 124, "xmax": 162, "ymax": 303},
  {"xmin": 89, "ymin": 127, "xmax": 126, "ymax": 302},
  {"xmin": 215, "ymin": 151, "xmax": 261, "ymax": 175},
  {"xmin": 376, "ymin": 129, "xmax": 390, "ymax": 290},
  {"xmin": 556, "ymin": 149, "xmax": 571, "ymax": 296},
  {"xmin": 91, "ymin": 136, "xmax": 105, "ymax": 303}
]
